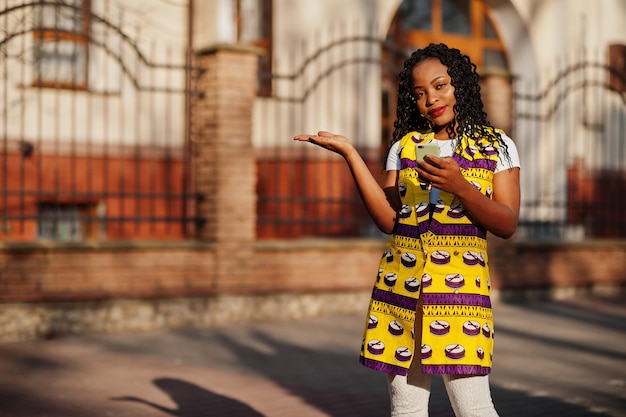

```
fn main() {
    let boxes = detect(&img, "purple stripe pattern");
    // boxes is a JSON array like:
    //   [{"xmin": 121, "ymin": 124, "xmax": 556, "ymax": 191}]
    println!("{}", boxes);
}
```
[
  {"xmin": 400, "ymin": 151, "xmax": 496, "ymax": 171},
  {"xmin": 372, "ymin": 287, "xmax": 418, "ymax": 310},
  {"xmin": 395, "ymin": 220, "xmax": 486, "ymax": 239},
  {"xmin": 400, "ymin": 157, "xmax": 417, "ymax": 169},
  {"xmin": 422, "ymin": 364, "xmax": 491, "ymax": 375},
  {"xmin": 454, "ymin": 155, "xmax": 497, "ymax": 171},
  {"xmin": 428, "ymin": 220, "xmax": 487, "ymax": 238},
  {"xmin": 423, "ymin": 293, "xmax": 492, "ymax": 308},
  {"xmin": 395, "ymin": 223, "xmax": 421, "ymax": 238},
  {"xmin": 360, "ymin": 357, "xmax": 409, "ymax": 376}
]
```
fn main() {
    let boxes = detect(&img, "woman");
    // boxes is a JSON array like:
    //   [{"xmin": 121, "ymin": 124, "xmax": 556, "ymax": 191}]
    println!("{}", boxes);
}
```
[{"xmin": 294, "ymin": 43, "xmax": 520, "ymax": 417}]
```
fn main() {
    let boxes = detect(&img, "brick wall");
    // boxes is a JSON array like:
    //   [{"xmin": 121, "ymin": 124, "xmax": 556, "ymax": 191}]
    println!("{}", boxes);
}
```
[
  {"xmin": 1, "ymin": 237, "xmax": 624, "ymax": 341},
  {"xmin": 0, "ymin": 242, "xmax": 218, "ymax": 301},
  {"xmin": 1, "ymin": 238, "xmax": 623, "ymax": 301},
  {"xmin": 567, "ymin": 158, "xmax": 626, "ymax": 238},
  {"xmin": 488, "ymin": 236, "xmax": 626, "ymax": 290}
]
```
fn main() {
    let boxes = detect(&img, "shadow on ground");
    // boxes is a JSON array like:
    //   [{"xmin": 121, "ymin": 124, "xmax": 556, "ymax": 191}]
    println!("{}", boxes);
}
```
[
  {"xmin": 1, "ymin": 296, "xmax": 624, "ymax": 417},
  {"xmin": 159, "ymin": 323, "xmax": 619, "ymax": 417},
  {"xmin": 112, "ymin": 378, "xmax": 265, "ymax": 417}
]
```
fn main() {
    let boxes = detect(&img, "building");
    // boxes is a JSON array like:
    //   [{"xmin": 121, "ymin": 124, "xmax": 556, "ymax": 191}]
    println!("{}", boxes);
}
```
[{"xmin": 0, "ymin": 0, "xmax": 624, "ymax": 340}]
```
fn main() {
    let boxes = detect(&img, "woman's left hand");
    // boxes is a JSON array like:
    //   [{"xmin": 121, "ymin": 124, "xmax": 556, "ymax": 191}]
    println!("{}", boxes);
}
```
[{"xmin": 416, "ymin": 155, "xmax": 469, "ymax": 195}]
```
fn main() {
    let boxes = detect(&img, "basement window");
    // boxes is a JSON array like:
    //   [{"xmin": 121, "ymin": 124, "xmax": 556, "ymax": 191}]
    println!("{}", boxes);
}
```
[{"xmin": 38, "ymin": 201, "xmax": 103, "ymax": 242}]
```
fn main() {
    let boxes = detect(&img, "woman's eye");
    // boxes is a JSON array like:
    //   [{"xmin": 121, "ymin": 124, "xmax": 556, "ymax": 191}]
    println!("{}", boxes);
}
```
[{"xmin": 436, "ymin": 83, "xmax": 446, "ymax": 89}]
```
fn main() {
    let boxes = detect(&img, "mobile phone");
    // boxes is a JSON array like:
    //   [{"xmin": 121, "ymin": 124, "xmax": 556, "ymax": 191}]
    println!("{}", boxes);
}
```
[{"xmin": 415, "ymin": 144, "xmax": 440, "ymax": 163}]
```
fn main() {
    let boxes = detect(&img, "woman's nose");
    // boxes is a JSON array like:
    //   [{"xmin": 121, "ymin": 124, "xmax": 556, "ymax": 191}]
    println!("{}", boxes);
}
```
[{"xmin": 426, "ymin": 91, "xmax": 438, "ymax": 104}]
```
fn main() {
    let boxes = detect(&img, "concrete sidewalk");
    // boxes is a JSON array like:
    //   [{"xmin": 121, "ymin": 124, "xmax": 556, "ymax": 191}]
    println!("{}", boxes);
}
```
[{"xmin": 0, "ymin": 295, "xmax": 624, "ymax": 417}]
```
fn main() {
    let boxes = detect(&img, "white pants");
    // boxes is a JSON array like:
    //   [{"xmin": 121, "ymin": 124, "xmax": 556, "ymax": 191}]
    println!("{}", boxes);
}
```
[
  {"xmin": 387, "ymin": 365, "xmax": 499, "ymax": 417},
  {"xmin": 389, "ymin": 299, "xmax": 499, "ymax": 417}
]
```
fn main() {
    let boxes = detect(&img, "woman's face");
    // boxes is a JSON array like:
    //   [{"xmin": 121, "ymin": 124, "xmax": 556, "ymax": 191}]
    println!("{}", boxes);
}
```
[{"xmin": 411, "ymin": 58, "xmax": 457, "ymax": 138}]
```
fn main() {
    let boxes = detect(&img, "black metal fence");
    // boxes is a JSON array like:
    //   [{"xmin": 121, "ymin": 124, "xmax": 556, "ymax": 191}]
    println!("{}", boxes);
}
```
[
  {"xmin": 2, "ymin": 3, "xmax": 625, "ymax": 243},
  {"xmin": 254, "ymin": 24, "xmax": 407, "ymax": 239},
  {"xmin": 256, "ymin": 27, "xmax": 626, "ymax": 240},
  {"xmin": 513, "ymin": 49, "xmax": 626, "ymax": 240},
  {"xmin": 0, "ymin": 0, "xmax": 198, "ymax": 242}
]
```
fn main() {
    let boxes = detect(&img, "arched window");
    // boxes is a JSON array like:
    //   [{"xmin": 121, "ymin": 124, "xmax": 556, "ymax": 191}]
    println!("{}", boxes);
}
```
[
  {"xmin": 381, "ymin": 0, "xmax": 511, "ymax": 142},
  {"xmin": 391, "ymin": 0, "xmax": 508, "ymax": 72}
]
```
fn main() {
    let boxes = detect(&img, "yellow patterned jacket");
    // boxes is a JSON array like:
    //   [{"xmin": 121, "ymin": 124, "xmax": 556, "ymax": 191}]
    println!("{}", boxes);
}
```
[{"xmin": 359, "ymin": 130, "xmax": 500, "ymax": 376}]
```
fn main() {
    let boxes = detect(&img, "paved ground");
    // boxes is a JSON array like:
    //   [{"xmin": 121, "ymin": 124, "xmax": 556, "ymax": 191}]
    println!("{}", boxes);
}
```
[{"xmin": 0, "ymin": 294, "xmax": 625, "ymax": 417}]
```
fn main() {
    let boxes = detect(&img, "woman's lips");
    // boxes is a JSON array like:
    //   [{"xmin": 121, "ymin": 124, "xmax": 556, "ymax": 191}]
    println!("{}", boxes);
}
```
[{"xmin": 428, "ymin": 106, "xmax": 446, "ymax": 118}]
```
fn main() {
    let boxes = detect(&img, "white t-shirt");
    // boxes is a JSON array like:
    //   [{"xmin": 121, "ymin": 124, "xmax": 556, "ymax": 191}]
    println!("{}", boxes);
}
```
[
  {"xmin": 386, "ymin": 133, "xmax": 520, "ymax": 203},
  {"xmin": 386, "ymin": 133, "xmax": 520, "ymax": 172}
]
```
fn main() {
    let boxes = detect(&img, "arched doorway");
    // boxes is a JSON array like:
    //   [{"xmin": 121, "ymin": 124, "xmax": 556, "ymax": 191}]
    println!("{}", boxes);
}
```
[{"xmin": 382, "ymin": 0, "xmax": 512, "ymax": 144}]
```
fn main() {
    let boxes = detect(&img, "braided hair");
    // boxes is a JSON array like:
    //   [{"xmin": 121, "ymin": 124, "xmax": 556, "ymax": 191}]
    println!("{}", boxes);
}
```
[{"xmin": 391, "ymin": 43, "xmax": 510, "ymax": 161}]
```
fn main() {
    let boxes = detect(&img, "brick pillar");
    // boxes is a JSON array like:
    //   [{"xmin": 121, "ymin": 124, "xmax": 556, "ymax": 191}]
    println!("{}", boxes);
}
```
[{"xmin": 191, "ymin": 45, "xmax": 259, "ymax": 289}]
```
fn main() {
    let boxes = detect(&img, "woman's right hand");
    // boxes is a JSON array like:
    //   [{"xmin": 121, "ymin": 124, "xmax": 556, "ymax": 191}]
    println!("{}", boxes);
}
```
[
  {"xmin": 293, "ymin": 131, "xmax": 354, "ymax": 158},
  {"xmin": 293, "ymin": 130, "xmax": 398, "ymax": 234}
]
